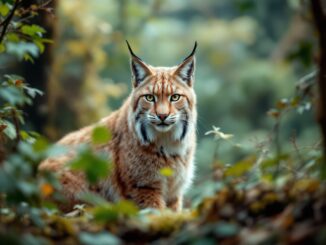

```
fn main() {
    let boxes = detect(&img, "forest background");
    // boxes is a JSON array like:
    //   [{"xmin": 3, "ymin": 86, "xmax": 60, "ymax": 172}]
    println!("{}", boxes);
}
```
[{"xmin": 0, "ymin": 0, "xmax": 325, "ymax": 244}]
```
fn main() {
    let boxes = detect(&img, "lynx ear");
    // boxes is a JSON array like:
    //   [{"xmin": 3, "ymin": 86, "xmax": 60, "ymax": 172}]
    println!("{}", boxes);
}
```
[
  {"xmin": 126, "ymin": 40, "xmax": 153, "ymax": 87},
  {"xmin": 174, "ymin": 42, "xmax": 197, "ymax": 86}
]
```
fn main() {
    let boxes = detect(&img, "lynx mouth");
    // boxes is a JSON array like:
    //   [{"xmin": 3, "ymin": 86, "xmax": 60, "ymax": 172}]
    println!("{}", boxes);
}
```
[
  {"xmin": 154, "ymin": 122, "xmax": 174, "ymax": 132},
  {"xmin": 157, "ymin": 122, "xmax": 169, "ymax": 127}
]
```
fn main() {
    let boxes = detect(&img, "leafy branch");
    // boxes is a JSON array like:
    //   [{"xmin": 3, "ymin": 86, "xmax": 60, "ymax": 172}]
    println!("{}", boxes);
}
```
[{"xmin": 0, "ymin": 0, "xmax": 23, "ymax": 44}]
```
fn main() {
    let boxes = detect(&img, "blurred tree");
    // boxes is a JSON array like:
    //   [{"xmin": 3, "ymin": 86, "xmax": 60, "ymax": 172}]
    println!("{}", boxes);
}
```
[
  {"xmin": 311, "ymin": 0, "xmax": 326, "ymax": 175},
  {"xmin": 118, "ymin": 0, "xmax": 128, "ymax": 34},
  {"xmin": 21, "ymin": 0, "xmax": 57, "ymax": 134},
  {"xmin": 45, "ymin": 0, "xmax": 126, "ymax": 140}
]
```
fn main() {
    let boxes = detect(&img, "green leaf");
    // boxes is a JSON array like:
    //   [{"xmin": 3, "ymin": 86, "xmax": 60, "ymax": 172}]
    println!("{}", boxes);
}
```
[
  {"xmin": 0, "ymin": 43, "xmax": 5, "ymax": 53},
  {"xmin": 93, "ymin": 204, "xmax": 119, "ymax": 222},
  {"xmin": 33, "ymin": 38, "xmax": 53, "ymax": 54},
  {"xmin": 33, "ymin": 136, "xmax": 49, "ymax": 152},
  {"xmin": 0, "ymin": 3, "xmax": 10, "ymax": 16},
  {"xmin": 6, "ymin": 42, "xmax": 39, "ymax": 60},
  {"xmin": 115, "ymin": 200, "xmax": 139, "ymax": 216},
  {"xmin": 70, "ymin": 150, "xmax": 112, "ymax": 184},
  {"xmin": 21, "ymin": 24, "xmax": 45, "ymax": 37},
  {"xmin": 40, "ymin": 38, "xmax": 53, "ymax": 44},
  {"xmin": 91, "ymin": 126, "xmax": 112, "ymax": 145},
  {"xmin": 261, "ymin": 155, "xmax": 289, "ymax": 170},
  {"xmin": 24, "ymin": 86, "xmax": 43, "ymax": 98},
  {"xmin": 78, "ymin": 192, "xmax": 108, "ymax": 206},
  {"xmin": 20, "ymin": 130, "xmax": 30, "ymax": 140},
  {"xmin": 23, "ymin": 53, "xmax": 34, "ymax": 63},
  {"xmin": 93, "ymin": 200, "xmax": 139, "ymax": 223},
  {"xmin": 159, "ymin": 167, "xmax": 174, "ymax": 177},
  {"xmin": 0, "ymin": 119, "xmax": 16, "ymax": 139},
  {"xmin": 34, "ymin": 40, "xmax": 45, "ymax": 53},
  {"xmin": 6, "ymin": 33, "xmax": 19, "ymax": 42},
  {"xmin": 0, "ymin": 86, "xmax": 22, "ymax": 105},
  {"xmin": 224, "ymin": 157, "xmax": 255, "ymax": 177}
]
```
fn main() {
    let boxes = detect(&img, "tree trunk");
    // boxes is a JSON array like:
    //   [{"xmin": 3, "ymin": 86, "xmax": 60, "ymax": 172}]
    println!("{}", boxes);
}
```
[
  {"xmin": 23, "ymin": 0, "xmax": 58, "ymax": 134},
  {"xmin": 310, "ymin": 0, "xmax": 326, "ymax": 177}
]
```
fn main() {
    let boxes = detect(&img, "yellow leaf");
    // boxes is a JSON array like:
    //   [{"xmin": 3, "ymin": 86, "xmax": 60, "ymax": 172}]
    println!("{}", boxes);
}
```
[
  {"xmin": 159, "ymin": 167, "xmax": 174, "ymax": 177},
  {"xmin": 0, "ymin": 3, "xmax": 9, "ymax": 17},
  {"xmin": 66, "ymin": 41, "xmax": 87, "ymax": 56}
]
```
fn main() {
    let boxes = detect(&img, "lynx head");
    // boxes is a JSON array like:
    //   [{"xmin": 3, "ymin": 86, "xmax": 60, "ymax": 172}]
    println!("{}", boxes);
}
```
[{"xmin": 127, "ymin": 41, "xmax": 197, "ymax": 145}]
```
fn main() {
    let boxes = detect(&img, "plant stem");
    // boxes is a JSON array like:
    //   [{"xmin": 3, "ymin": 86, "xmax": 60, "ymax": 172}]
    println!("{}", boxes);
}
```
[
  {"xmin": 0, "ymin": 0, "xmax": 22, "ymax": 44},
  {"xmin": 273, "ymin": 116, "xmax": 282, "ymax": 178},
  {"xmin": 11, "ymin": 109, "xmax": 20, "ymax": 149}
]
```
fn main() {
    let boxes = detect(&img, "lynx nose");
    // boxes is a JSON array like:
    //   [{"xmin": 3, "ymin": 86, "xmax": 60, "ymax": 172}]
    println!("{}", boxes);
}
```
[{"xmin": 157, "ymin": 114, "xmax": 168, "ymax": 122}]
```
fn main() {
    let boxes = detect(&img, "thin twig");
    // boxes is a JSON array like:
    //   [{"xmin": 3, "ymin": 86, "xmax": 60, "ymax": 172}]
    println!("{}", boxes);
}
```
[
  {"xmin": 273, "ymin": 115, "xmax": 282, "ymax": 178},
  {"xmin": 17, "ymin": 0, "xmax": 53, "ymax": 18},
  {"xmin": 11, "ymin": 109, "xmax": 20, "ymax": 148},
  {"xmin": 0, "ymin": 0, "xmax": 23, "ymax": 44},
  {"xmin": 290, "ymin": 131, "xmax": 306, "ymax": 172}
]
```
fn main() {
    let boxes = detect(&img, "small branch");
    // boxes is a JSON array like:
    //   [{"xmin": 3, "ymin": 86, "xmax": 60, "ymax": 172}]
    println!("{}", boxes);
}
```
[
  {"xmin": 11, "ymin": 109, "xmax": 20, "ymax": 147},
  {"xmin": 0, "ymin": 0, "xmax": 23, "ymax": 44},
  {"xmin": 290, "ymin": 131, "xmax": 305, "ymax": 171},
  {"xmin": 273, "ymin": 115, "xmax": 282, "ymax": 178},
  {"xmin": 17, "ymin": 0, "xmax": 53, "ymax": 18}
]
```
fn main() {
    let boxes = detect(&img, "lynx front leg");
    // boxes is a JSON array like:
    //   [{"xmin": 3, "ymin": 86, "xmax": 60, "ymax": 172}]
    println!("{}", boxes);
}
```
[
  {"xmin": 57, "ymin": 171, "xmax": 89, "ymax": 210},
  {"xmin": 167, "ymin": 196, "xmax": 183, "ymax": 212},
  {"xmin": 130, "ymin": 186, "xmax": 166, "ymax": 210}
]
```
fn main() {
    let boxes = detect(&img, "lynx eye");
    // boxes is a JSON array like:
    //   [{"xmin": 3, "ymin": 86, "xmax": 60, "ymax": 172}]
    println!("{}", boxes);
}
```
[
  {"xmin": 145, "ymin": 94, "xmax": 155, "ymax": 102},
  {"xmin": 170, "ymin": 94, "xmax": 181, "ymax": 102}
]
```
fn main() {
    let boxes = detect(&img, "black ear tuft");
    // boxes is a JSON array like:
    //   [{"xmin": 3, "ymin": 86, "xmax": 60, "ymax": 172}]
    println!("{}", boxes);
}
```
[
  {"xmin": 183, "ymin": 41, "xmax": 197, "ymax": 61},
  {"xmin": 126, "ymin": 40, "xmax": 142, "ymax": 60}
]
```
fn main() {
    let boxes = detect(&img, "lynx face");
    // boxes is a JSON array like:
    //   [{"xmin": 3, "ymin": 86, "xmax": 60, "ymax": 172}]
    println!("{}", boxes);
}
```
[{"xmin": 127, "ymin": 42, "xmax": 197, "ymax": 145}]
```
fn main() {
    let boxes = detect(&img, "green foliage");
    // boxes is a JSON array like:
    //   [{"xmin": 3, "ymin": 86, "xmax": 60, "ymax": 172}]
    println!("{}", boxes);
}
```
[
  {"xmin": 224, "ymin": 157, "xmax": 255, "ymax": 177},
  {"xmin": 70, "ymin": 148, "xmax": 112, "ymax": 184},
  {"xmin": 20, "ymin": 24, "xmax": 45, "ymax": 37},
  {"xmin": 0, "ymin": 141, "xmax": 58, "ymax": 203},
  {"xmin": 0, "ymin": 3, "xmax": 9, "ymax": 16},
  {"xmin": 0, "ymin": 75, "xmax": 43, "ymax": 105},
  {"xmin": 93, "ymin": 200, "xmax": 139, "ymax": 223},
  {"xmin": 0, "ymin": 1, "xmax": 52, "ymax": 61},
  {"xmin": 92, "ymin": 126, "xmax": 112, "ymax": 145},
  {"xmin": 71, "ymin": 127, "xmax": 113, "ymax": 185},
  {"xmin": 0, "ymin": 74, "xmax": 43, "ymax": 142},
  {"xmin": 0, "ymin": 3, "xmax": 62, "ymax": 243},
  {"xmin": 0, "ymin": 0, "xmax": 325, "ymax": 244}
]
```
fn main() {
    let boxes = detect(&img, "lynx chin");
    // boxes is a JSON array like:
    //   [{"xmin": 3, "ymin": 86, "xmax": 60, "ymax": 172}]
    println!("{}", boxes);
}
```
[{"xmin": 39, "ymin": 41, "xmax": 198, "ymax": 211}]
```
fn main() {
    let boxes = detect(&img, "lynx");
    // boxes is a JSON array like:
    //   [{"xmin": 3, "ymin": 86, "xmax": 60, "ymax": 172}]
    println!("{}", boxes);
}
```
[{"xmin": 39, "ymin": 41, "xmax": 198, "ymax": 211}]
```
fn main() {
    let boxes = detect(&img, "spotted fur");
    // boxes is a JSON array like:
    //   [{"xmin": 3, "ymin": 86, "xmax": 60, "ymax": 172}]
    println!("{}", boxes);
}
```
[{"xmin": 39, "ymin": 42, "xmax": 198, "ymax": 212}]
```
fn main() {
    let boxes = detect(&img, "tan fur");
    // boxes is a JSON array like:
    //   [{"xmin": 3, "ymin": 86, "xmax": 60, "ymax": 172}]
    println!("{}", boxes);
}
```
[{"xmin": 39, "ymin": 44, "xmax": 197, "ymax": 212}]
